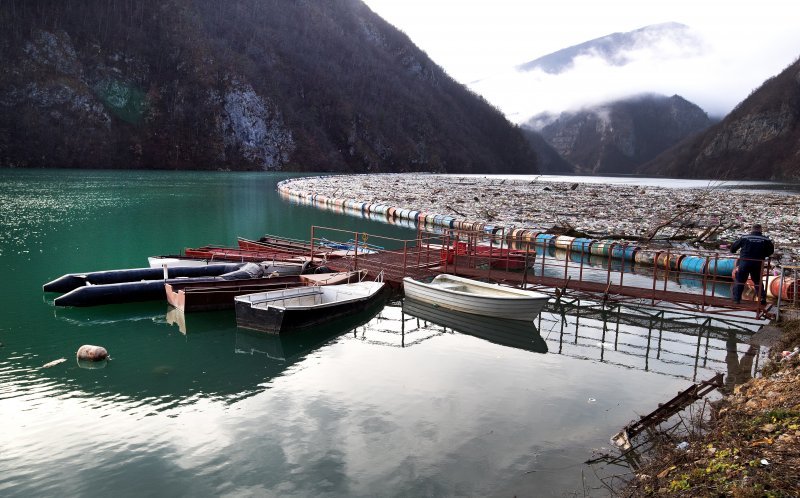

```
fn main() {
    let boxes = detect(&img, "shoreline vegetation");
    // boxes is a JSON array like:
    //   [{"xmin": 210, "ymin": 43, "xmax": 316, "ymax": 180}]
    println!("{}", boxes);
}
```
[
  {"xmin": 282, "ymin": 173, "xmax": 800, "ymax": 496},
  {"xmin": 621, "ymin": 319, "xmax": 800, "ymax": 496},
  {"xmin": 281, "ymin": 174, "xmax": 800, "ymax": 263}
]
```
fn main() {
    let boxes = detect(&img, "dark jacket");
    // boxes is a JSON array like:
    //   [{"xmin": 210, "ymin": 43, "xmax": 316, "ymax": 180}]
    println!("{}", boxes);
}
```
[{"xmin": 730, "ymin": 231, "xmax": 774, "ymax": 261}]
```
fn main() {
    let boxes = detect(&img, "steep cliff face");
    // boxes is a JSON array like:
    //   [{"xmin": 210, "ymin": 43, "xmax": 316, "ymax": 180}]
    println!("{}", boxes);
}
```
[
  {"xmin": 519, "ymin": 128, "xmax": 576, "ymax": 174},
  {"xmin": 0, "ymin": 0, "xmax": 537, "ymax": 173},
  {"xmin": 642, "ymin": 58, "xmax": 800, "ymax": 180},
  {"xmin": 526, "ymin": 94, "xmax": 712, "ymax": 175}
]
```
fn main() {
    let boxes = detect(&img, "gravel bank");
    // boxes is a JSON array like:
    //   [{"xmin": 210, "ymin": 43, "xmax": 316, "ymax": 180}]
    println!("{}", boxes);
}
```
[{"xmin": 280, "ymin": 174, "xmax": 800, "ymax": 263}]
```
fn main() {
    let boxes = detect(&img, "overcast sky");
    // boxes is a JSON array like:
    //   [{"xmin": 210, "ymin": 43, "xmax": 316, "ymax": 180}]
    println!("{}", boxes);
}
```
[{"xmin": 362, "ymin": 0, "xmax": 800, "ymax": 123}]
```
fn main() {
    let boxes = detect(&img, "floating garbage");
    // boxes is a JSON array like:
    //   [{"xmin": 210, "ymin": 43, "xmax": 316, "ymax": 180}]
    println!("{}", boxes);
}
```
[
  {"xmin": 42, "ymin": 358, "xmax": 67, "ymax": 368},
  {"xmin": 278, "ymin": 174, "xmax": 800, "ymax": 263},
  {"xmin": 76, "ymin": 344, "xmax": 108, "ymax": 362}
]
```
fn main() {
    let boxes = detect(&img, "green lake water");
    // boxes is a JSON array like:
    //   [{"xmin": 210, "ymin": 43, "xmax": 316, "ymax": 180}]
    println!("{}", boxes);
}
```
[{"xmin": 0, "ymin": 169, "xmax": 765, "ymax": 496}]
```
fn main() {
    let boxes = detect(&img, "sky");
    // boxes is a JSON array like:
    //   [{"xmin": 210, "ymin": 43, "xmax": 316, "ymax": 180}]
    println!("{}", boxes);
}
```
[{"xmin": 361, "ymin": 0, "xmax": 800, "ymax": 123}]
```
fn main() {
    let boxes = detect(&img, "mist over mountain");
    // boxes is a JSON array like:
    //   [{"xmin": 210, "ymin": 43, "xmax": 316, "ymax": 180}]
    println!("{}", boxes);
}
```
[
  {"xmin": 641, "ymin": 57, "xmax": 800, "ymax": 181},
  {"xmin": 525, "ymin": 94, "xmax": 713, "ymax": 175},
  {"xmin": 517, "ymin": 22, "xmax": 703, "ymax": 75},
  {"xmin": 0, "ymin": 0, "xmax": 537, "ymax": 173},
  {"xmin": 468, "ymin": 22, "xmax": 724, "ymax": 123}
]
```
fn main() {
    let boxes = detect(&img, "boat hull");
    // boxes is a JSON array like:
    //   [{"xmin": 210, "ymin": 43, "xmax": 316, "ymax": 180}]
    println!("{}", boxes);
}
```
[
  {"xmin": 402, "ymin": 274, "xmax": 548, "ymax": 321},
  {"xmin": 43, "ymin": 263, "xmax": 243, "ymax": 293},
  {"xmin": 167, "ymin": 271, "xmax": 365, "ymax": 312},
  {"xmin": 235, "ymin": 281, "xmax": 386, "ymax": 334}
]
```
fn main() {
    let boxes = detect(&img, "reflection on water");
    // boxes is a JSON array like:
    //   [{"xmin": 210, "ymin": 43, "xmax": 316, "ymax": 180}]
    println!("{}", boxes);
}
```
[
  {"xmin": 539, "ymin": 298, "xmax": 761, "ymax": 383},
  {"xmin": 402, "ymin": 298, "xmax": 547, "ymax": 353},
  {"xmin": 0, "ymin": 170, "xmax": 773, "ymax": 497}
]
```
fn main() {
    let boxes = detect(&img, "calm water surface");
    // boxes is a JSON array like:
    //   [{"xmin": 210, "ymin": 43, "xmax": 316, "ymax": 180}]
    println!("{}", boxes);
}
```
[{"xmin": 0, "ymin": 170, "xmax": 764, "ymax": 496}]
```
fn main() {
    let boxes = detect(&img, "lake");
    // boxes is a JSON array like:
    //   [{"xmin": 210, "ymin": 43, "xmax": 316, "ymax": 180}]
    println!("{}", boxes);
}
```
[{"xmin": 0, "ymin": 169, "xmax": 765, "ymax": 496}]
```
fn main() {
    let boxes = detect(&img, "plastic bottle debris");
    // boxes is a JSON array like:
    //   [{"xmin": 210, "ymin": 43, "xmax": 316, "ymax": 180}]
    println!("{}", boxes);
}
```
[
  {"xmin": 41, "ymin": 358, "xmax": 67, "ymax": 368},
  {"xmin": 278, "ymin": 174, "xmax": 800, "ymax": 263},
  {"xmin": 676, "ymin": 441, "xmax": 690, "ymax": 451},
  {"xmin": 780, "ymin": 347, "xmax": 799, "ymax": 362}
]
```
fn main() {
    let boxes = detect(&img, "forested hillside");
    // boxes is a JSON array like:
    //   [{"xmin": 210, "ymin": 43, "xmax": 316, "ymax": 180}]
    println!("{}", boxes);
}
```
[
  {"xmin": 641, "ymin": 57, "xmax": 800, "ymax": 180},
  {"xmin": 526, "ymin": 94, "xmax": 712, "ymax": 175},
  {"xmin": 0, "ymin": 0, "xmax": 537, "ymax": 173}
]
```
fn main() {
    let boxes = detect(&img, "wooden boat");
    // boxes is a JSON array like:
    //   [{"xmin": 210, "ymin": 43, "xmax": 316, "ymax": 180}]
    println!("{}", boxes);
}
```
[
  {"xmin": 183, "ymin": 246, "xmax": 312, "ymax": 263},
  {"xmin": 402, "ymin": 298, "xmax": 547, "ymax": 353},
  {"xmin": 402, "ymin": 274, "xmax": 549, "ymax": 321},
  {"xmin": 166, "ymin": 270, "xmax": 366, "ymax": 312},
  {"xmin": 238, "ymin": 235, "xmax": 321, "ymax": 255},
  {"xmin": 234, "ymin": 280, "xmax": 386, "ymax": 333}
]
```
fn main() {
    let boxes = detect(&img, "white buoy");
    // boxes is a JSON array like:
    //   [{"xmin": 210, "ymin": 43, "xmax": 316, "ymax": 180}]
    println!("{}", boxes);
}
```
[{"xmin": 76, "ymin": 345, "xmax": 108, "ymax": 362}]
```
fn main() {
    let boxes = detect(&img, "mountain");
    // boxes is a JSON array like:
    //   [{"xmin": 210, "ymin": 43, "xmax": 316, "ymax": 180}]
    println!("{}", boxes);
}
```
[
  {"xmin": 517, "ymin": 22, "xmax": 702, "ymax": 75},
  {"xmin": 641, "ymin": 57, "xmax": 800, "ymax": 180},
  {"xmin": 519, "ymin": 129, "xmax": 576, "ymax": 174},
  {"xmin": 0, "ymin": 0, "xmax": 537, "ymax": 174},
  {"xmin": 525, "ymin": 94, "xmax": 713, "ymax": 175}
]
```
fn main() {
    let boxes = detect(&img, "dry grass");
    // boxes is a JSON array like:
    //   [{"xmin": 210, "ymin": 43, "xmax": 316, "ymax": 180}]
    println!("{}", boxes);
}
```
[{"xmin": 619, "ymin": 320, "xmax": 800, "ymax": 497}]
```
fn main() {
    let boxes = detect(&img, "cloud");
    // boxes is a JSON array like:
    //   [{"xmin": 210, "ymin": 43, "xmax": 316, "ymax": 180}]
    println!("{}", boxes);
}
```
[{"xmin": 469, "ymin": 24, "xmax": 799, "ymax": 124}]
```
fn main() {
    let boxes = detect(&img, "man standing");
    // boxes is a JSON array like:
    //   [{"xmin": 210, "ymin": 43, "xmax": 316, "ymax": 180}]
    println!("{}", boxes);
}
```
[{"xmin": 730, "ymin": 224, "xmax": 774, "ymax": 304}]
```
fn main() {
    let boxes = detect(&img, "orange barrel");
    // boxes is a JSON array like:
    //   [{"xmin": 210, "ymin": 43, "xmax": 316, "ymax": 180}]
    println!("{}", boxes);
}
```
[
  {"xmin": 522, "ymin": 230, "xmax": 539, "ymax": 242},
  {"xmin": 472, "ymin": 222, "xmax": 486, "ymax": 233},
  {"xmin": 509, "ymin": 228, "xmax": 526, "ymax": 241},
  {"xmin": 388, "ymin": 207, "xmax": 397, "ymax": 219},
  {"xmin": 554, "ymin": 235, "xmax": 575, "ymax": 250},
  {"xmin": 656, "ymin": 253, "xmax": 685, "ymax": 271},
  {"xmin": 768, "ymin": 276, "xmax": 797, "ymax": 300}
]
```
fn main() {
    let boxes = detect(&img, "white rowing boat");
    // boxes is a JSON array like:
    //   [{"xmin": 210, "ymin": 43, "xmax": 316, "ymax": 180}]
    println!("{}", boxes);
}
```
[{"xmin": 402, "ymin": 274, "xmax": 549, "ymax": 321}]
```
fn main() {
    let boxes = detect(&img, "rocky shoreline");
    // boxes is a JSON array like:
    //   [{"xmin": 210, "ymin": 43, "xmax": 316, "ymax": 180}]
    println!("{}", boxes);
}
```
[{"xmin": 279, "ymin": 174, "xmax": 800, "ymax": 263}]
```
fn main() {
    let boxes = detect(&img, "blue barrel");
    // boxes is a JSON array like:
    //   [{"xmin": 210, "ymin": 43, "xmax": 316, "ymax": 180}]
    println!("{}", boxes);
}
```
[
  {"xmin": 571, "ymin": 238, "xmax": 594, "ymax": 254},
  {"xmin": 569, "ymin": 249, "xmax": 591, "ymax": 265},
  {"xmin": 708, "ymin": 257, "xmax": 736, "ymax": 278},
  {"xmin": 612, "ymin": 244, "xmax": 639, "ymax": 261},
  {"xmin": 680, "ymin": 256, "xmax": 708, "ymax": 275},
  {"xmin": 483, "ymin": 224, "xmax": 495, "ymax": 235},
  {"xmin": 535, "ymin": 233, "xmax": 555, "ymax": 246}
]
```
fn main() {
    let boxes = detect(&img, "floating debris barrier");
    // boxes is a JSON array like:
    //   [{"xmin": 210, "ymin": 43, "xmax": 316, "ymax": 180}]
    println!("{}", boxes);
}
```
[{"xmin": 277, "ymin": 174, "xmax": 796, "ymax": 276}]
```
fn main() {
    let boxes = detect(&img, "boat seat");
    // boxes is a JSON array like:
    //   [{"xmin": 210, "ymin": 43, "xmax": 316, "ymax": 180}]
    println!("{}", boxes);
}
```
[{"xmin": 435, "ymin": 282, "xmax": 469, "ymax": 292}]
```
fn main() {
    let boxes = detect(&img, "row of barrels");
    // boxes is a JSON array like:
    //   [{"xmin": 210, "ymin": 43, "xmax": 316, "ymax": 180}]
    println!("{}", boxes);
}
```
[
  {"xmin": 510, "ymin": 233, "xmax": 737, "ymax": 278},
  {"xmin": 276, "ymin": 179, "xmax": 736, "ymax": 279}
]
